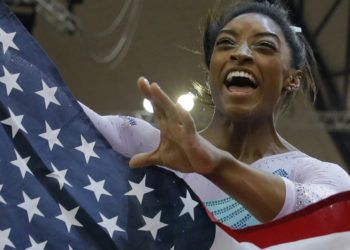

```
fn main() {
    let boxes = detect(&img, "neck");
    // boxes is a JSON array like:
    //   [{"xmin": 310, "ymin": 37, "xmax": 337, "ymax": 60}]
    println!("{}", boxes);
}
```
[{"xmin": 201, "ymin": 111, "xmax": 295, "ymax": 164}]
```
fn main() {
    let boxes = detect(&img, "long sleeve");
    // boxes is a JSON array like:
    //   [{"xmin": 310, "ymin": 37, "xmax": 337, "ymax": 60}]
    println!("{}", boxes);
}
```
[
  {"xmin": 274, "ymin": 160, "xmax": 350, "ymax": 220},
  {"xmin": 79, "ymin": 102, "xmax": 160, "ymax": 158}
]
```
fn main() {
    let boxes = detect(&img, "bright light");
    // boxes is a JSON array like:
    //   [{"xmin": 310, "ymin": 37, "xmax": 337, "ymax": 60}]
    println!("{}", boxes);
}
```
[
  {"xmin": 143, "ymin": 98, "xmax": 154, "ymax": 113},
  {"xmin": 177, "ymin": 92, "xmax": 195, "ymax": 111}
]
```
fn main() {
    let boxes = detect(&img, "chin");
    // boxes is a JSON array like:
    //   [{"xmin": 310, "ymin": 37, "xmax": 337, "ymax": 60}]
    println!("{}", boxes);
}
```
[{"xmin": 222, "ymin": 103, "xmax": 273, "ymax": 123}]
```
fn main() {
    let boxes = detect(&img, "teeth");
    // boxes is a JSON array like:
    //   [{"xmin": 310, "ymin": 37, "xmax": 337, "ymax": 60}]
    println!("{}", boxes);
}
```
[{"xmin": 226, "ymin": 71, "xmax": 256, "ymax": 85}]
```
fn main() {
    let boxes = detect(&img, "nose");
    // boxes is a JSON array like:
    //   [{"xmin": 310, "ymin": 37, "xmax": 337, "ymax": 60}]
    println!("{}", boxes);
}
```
[{"xmin": 230, "ymin": 43, "xmax": 253, "ymax": 64}]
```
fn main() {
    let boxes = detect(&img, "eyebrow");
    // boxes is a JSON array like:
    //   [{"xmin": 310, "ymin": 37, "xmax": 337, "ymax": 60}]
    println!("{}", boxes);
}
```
[{"xmin": 218, "ymin": 29, "xmax": 281, "ymax": 43}]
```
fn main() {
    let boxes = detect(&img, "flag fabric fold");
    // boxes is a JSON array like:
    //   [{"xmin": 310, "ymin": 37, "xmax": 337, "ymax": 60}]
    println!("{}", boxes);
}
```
[
  {"xmin": 0, "ymin": 3, "xmax": 215, "ymax": 249},
  {"xmin": 219, "ymin": 190, "xmax": 350, "ymax": 249}
]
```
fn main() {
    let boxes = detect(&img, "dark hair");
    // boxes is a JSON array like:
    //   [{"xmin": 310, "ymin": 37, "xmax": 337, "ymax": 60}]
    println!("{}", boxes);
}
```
[{"xmin": 195, "ymin": 0, "xmax": 318, "ymax": 114}]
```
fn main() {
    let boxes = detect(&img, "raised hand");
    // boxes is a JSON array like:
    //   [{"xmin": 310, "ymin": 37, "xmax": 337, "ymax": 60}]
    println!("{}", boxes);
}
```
[{"xmin": 129, "ymin": 77, "xmax": 226, "ymax": 174}]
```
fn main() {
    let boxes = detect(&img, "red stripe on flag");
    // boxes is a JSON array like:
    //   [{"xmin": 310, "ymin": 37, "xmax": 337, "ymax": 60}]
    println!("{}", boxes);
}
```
[{"xmin": 217, "ymin": 191, "xmax": 350, "ymax": 248}]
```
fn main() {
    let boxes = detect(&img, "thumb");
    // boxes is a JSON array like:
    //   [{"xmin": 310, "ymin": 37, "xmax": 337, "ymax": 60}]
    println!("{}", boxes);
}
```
[{"xmin": 129, "ymin": 151, "xmax": 160, "ymax": 168}]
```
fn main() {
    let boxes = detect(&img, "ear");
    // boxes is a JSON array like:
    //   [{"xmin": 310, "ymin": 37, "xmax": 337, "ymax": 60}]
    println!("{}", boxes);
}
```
[{"xmin": 285, "ymin": 70, "xmax": 302, "ymax": 91}]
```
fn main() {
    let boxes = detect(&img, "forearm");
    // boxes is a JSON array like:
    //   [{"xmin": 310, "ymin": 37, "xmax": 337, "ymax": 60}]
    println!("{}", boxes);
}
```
[{"xmin": 205, "ymin": 152, "xmax": 285, "ymax": 222}]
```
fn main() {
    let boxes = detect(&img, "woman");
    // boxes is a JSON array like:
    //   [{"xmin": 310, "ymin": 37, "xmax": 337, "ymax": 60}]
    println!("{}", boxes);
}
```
[{"xmin": 81, "ymin": 1, "xmax": 350, "ymax": 229}]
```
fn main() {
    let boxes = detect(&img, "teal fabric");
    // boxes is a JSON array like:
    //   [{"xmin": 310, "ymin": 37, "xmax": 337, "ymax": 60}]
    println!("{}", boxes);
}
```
[{"xmin": 205, "ymin": 168, "xmax": 289, "ymax": 229}]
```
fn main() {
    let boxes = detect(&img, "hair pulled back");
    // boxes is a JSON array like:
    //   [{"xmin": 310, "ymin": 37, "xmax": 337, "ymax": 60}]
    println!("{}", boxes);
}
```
[{"xmin": 195, "ymin": 0, "xmax": 318, "ymax": 113}]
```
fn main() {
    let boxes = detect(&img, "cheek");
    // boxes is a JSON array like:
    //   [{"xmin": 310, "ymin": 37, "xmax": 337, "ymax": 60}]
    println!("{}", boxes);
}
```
[
  {"xmin": 208, "ymin": 58, "xmax": 222, "ymax": 90},
  {"xmin": 208, "ymin": 56, "xmax": 219, "ymax": 78},
  {"xmin": 260, "ymin": 58, "xmax": 286, "ymax": 89},
  {"xmin": 209, "ymin": 49, "xmax": 227, "ymax": 75}
]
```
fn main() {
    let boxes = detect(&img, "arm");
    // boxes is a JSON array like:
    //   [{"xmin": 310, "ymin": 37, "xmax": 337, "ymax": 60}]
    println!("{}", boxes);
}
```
[
  {"xmin": 274, "ymin": 162, "xmax": 350, "ymax": 219},
  {"xmin": 79, "ymin": 101, "xmax": 160, "ymax": 158},
  {"xmin": 204, "ymin": 154, "xmax": 286, "ymax": 222},
  {"xmin": 205, "ymin": 156, "xmax": 350, "ymax": 222},
  {"xmin": 129, "ymin": 78, "xmax": 286, "ymax": 222},
  {"xmin": 130, "ymin": 78, "xmax": 350, "ymax": 223}
]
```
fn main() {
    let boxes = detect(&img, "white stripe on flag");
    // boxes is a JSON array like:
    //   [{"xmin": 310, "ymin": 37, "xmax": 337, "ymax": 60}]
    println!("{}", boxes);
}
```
[
  {"xmin": 210, "ymin": 226, "xmax": 350, "ymax": 250},
  {"xmin": 266, "ymin": 231, "xmax": 350, "ymax": 250},
  {"xmin": 210, "ymin": 226, "xmax": 261, "ymax": 250}
]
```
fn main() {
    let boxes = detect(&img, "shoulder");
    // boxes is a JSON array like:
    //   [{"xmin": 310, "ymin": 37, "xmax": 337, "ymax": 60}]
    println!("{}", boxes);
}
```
[
  {"xmin": 264, "ymin": 150, "xmax": 347, "ymax": 174},
  {"xmin": 289, "ymin": 151, "xmax": 350, "ymax": 190},
  {"xmin": 255, "ymin": 150, "xmax": 350, "ymax": 189},
  {"xmin": 290, "ymin": 151, "xmax": 347, "ymax": 175}
]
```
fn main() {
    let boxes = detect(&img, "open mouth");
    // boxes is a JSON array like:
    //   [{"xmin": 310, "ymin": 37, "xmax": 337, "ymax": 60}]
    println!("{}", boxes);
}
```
[{"xmin": 224, "ymin": 71, "xmax": 258, "ymax": 92}]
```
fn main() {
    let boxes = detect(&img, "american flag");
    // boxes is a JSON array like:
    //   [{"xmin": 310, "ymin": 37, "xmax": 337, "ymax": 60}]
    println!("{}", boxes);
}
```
[
  {"xmin": 2, "ymin": 1, "xmax": 350, "ymax": 250},
  {"xmin": 0, "ymin": 2, "xmax": 216, "ymax": 249}
]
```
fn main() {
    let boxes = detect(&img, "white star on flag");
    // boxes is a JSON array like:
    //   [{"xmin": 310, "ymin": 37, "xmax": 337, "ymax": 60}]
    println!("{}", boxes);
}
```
[
  {"xmin": 0, "ymin": 27, "xmax": 19, "ymax": 54},
  {"xmin": 46, "ymin": 163, "xmax": 72, "ymax": 190},
  {"xmin": 138, "ymin": 211, "xmax": 167, "ymax": 240},
  {"xmin": 75, "ymin": 135, "xmax": 99, "ymax": 164},
  {"xmin": 39, "ymin": 121, "xmax": 63, "ymax": 150},
  {"xmin": 26, "ymin": 235, "xmax": 47, "ymax": 250},
  {"xmin": 35, "ymin": 80, "xmax": 61, "ymax": 109},
  {"xmin": 18, "ymin": 191, "xmax": 44, "ymax": 222},
  {"xmin": 0, "ymin": 184, "xmax": 6, "ymax": 204},
  {"xmin": 0, "ymin": 228, "xmax": 15, "ymax": 249},
  {"xmin": 98, "ymin": 213, "xmax": 125, "ymax": 237},
  {"xmin": 179, "ymin": 190, "xmax": 198, "ymax": 220},
  {"xmin": 10, "ymin": 150, "xmax": 32, "ymax": 178},
  {"xmin": 84, "ymin": 175, "xmax": 111, "ymax": 201},
  {"xmin": 1, "ymin": 107, "xmax": 27, "ymax": 138},
  {"xmin": 125, "ymin": 175, "xmax": 154, "ymax": 204},
  {"xmin": 0, "ymin": 66, "xmax": 22, "ymax": 96},
  {"xmin": 56, "ymin": 204, "xmax": 83, "ymax": 232}
]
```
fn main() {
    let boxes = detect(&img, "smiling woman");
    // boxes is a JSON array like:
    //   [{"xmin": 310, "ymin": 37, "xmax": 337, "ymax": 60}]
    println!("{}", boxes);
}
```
[{"xmin": 80, "ymin": 0, "xmax": 350, "ymax": 229}]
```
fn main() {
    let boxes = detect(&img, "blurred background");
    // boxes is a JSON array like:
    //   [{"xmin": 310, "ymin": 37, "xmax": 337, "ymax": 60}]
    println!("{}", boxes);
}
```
[{"xmin": 5, "ymin": 0, "xmax": 350, "ymax": 171}]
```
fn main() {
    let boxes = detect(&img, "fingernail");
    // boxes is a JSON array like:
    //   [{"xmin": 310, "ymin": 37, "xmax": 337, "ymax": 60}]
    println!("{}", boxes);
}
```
[
  {"xmin": 138, "ymin": 76, "xmax": 149, "ymax": 84},
  {"xmin": 143, "ymin": 77, "xmax": 150, "ymax": 84}
]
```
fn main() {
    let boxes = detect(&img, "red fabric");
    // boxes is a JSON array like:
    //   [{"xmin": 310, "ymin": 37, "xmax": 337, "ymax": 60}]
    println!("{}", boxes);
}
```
[{"xmin": 217, "ymin": 191, "xmax": 350, "ymax": 248}]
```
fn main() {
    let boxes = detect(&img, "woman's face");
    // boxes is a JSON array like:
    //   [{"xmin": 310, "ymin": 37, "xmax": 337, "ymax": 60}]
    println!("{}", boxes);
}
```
[{"xmin": 208, "ymin": 13, "xmax": 295, "ymax": 121}]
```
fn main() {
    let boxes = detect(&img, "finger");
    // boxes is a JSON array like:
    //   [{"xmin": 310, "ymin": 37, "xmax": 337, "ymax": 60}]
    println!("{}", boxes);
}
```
[
  {"xmin": 137, "ymin": 77, "xmax": 166, "ymax": 119},
  {"xmin": 150, "ymin": 83, "xmax": 180, "ymax": 121},
  {"xmin": 129, "ymin": 151, "xmax": 162, "ymax": 168},
  {"xmin": 149, "ymin": 85, "xmax": 167, "ymax": 119},
  {"xmin": 176, "ymin": 103, "xmax": 196, "ymax": 133},
  {"xmin": 137, "ymin": 77, "xmax": 152, "ymax": 100}
]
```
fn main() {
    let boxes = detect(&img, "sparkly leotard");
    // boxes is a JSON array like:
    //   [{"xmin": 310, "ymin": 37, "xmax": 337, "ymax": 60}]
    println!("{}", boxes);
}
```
[{"xmin": 80, "ymin": 103, "xmax": 350, "ymax": 229}]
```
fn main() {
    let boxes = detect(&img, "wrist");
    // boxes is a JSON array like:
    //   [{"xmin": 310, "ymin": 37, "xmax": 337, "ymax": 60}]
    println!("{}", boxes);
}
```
[{"xmin": 204, "ymin": 149, "xmax": 234, "ymax": 179}]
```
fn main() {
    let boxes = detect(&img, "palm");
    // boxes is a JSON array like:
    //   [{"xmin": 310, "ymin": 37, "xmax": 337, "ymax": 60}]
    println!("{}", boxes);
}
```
[{"xmin": 129, "ymin": 78, "xmax": 221, "ymax": 174}]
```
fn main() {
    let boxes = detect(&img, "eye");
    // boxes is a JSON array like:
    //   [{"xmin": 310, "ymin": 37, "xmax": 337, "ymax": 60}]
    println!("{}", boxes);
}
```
[
  {"xmin": 254, "ymin": 41, "xmax": 277, "ymax": 51},
  {"xmin": 215, "ymin": 38, "xmax": 237, "ymax": 48}
]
